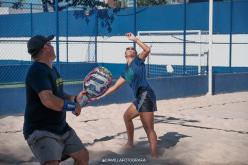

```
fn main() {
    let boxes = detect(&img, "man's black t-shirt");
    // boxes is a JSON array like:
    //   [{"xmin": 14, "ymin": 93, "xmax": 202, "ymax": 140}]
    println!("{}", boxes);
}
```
[{"xmin": 23, "ymin": 62, "xmax": 71, "ymax": 139}]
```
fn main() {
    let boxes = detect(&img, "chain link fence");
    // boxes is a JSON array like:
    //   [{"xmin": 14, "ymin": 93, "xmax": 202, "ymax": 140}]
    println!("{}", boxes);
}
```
[{"xmin": 0, "ymin": 0, "xmax": 248, "ymax": 86}]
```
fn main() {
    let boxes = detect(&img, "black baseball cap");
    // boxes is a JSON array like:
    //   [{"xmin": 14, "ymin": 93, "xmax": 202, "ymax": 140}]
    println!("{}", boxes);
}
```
[{"xmin": 27, "ymin": 35, "xmax": 54, "ymax": 56}]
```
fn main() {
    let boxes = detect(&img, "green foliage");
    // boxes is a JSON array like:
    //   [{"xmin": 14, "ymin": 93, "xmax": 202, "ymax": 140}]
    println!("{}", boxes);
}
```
[
  {"xmin": 137, "ymin": 0, "xmax": 168, "ymax": 7},
  {"xmin": 11, "ymin": 0, "xmax": 110, "ymax": 12},
  {"xmin": 12, "ymin": 0, "xmax": 26, "ymax": 9}
]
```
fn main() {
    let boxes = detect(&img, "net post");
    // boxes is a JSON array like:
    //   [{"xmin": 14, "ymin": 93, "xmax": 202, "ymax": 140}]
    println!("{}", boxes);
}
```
[
  {"xmin": 229, "ymin": 0, "xmax": 233, "ymax": 68},
  {"xmin": 183, "ymin": 0, "xmax": 187, "ymax": 75},
  {"xmin": 55, "ymin": 0, "xmax": 60, "ymax": 72},
  {"xmin": 198, "ymin": 30, "xmax": 202, "ymax": 75},
  {"xmin": 30, "ymin": 3, "xmax": 33, "ymax": 36},
  {"xmin": 66, "ymin": 6, "xmax": 68, "ymax": 63},
  {"xmin": 133, "ymin": 0, "xmax": 137, "ymax": 49},
  {"xmin": 95, "ymin": 9, "xmax": 98, "ymax": 63},
  {"xmin": 208, "ymin": 0, "xmax": 213, "ymax": 95}
]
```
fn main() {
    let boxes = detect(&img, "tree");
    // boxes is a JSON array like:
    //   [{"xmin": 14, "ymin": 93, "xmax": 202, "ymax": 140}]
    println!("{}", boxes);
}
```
[
  {"xmin": 40, "ymin": 0, "xmax": 110, "ymax": 12},
  {"xmin": 12, "ymin": 0, "xmax": 25, "ymax": 9},
  {"xmin": 10, "ymin": 0, "xmax": 111, "ymax": 12},
  {"xmin": 137, "ymin": 0, "xmax": 168, "ymax": 7},
  {"xmin": 7, "ymin": 0, "xmax": 120, "ymax": 33}
]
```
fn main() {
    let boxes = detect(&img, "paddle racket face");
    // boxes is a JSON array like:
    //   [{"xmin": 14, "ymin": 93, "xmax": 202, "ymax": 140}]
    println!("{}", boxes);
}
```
[
  {"xmin": 78, "ymin": 66, "xmax": 112, "ymax": 107},
  {"xmin": 84, "ymin": 66, "xmax": 112, "ymax": 98}
]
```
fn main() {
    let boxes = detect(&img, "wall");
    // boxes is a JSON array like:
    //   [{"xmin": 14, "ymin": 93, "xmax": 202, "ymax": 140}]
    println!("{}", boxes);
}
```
[
  {"xmin": 1, "ymin": 62, "xmax": 248, "ymax": 84},
  {"xmin": 213, "ymin": 73, "xmax": 248, "ymax": 94},
  {"xmin": 0, "ymin": 1, "xmax": 248, "ymax": 37},
  {"xmin": 0, "ymin": 75, "xmax": 208, "ymax": 115},
  {"xmin": 1, "ymin": 72, "xmax": 247, "ymax": 115},
  {"xmin": 0, "ymin": 62, "xmax": 98, "ymax": 83}
]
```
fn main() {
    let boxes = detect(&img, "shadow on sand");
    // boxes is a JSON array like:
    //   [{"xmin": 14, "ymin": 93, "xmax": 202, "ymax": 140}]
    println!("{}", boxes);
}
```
[{"xmin": 90, "ymin": 131, "xmax": 191, "ymax": 165}]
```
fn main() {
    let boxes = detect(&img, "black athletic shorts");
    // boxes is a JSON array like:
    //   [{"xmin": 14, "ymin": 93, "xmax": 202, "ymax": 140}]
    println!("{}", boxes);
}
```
[{"xmin": 133, "ymin": 88, "xmax": 157, "ymax": 112}]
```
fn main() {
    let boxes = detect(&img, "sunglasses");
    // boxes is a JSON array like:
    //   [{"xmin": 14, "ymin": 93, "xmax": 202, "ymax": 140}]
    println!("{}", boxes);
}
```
[{"xmin": 126, "ymin": 47, "xmax": 136, "ymax": 51}]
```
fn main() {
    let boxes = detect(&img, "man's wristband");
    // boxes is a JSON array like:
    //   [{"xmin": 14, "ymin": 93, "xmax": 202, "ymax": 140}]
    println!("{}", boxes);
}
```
[{"xmin": 63, "ymin": 99, "xmax": 76, "ymax": 111}]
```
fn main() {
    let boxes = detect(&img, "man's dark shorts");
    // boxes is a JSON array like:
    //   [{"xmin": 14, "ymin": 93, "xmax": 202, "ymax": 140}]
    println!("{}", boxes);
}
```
[{"xmin": 26, "ymin": 129, "xmax": 85, "ymax": 164}]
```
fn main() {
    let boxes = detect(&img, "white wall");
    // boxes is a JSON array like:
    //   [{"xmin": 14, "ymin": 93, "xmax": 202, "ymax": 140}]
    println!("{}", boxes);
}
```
[{"xmin": 0, "ymin": 34, "xmax": 247, "ymax": 67}]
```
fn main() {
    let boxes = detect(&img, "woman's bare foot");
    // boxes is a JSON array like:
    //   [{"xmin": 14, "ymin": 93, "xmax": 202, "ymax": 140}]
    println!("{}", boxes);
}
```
[
  {"xmin": 124, "ymin": 142, "xmax": 134, "ymax": 149},
  {"xmin": 151, "ymin": 154, "xmax": 158, "ymax": 159}
]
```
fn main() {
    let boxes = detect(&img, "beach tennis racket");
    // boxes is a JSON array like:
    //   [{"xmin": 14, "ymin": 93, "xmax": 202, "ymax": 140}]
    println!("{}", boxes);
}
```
[{"xmin": 78, "ymin": 66, "xmax": 112, "ymax": 107}]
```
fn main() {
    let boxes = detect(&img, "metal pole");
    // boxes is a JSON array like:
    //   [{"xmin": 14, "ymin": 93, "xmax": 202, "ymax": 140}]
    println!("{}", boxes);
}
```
[
  {"xmin": 208, "ymin": 0, "xmax": 213, "ymax": 95},
  {"xmin": 30, "ymin": 3, "xmax": 33, "ymax": 36},
  {"xmin": 66, "ymin": 6, "xmax": 68, "ymax": 63},
  {"xmin": 183, "ymin": 0, "xmax": 186, "ymax": 75},
  {"xmin": 229, "ymin": 0, "xmax": 233, "ymax": 68},
  {"xmin": 55, "ymin": 0, "xmax": 60, "ymax": 72},
  {"xmin": 95, "ymin": 9, "xmax": 98, "ymax": 63},
  {"xmin": 198, "ymin": 30, "xmax": 202, "ymax": 75},
  {"xmin": 133, "ymin": 0, "xmax": 137, "ymax": 49},
  {"xmin": 147, "ymin": 55, "xmax": 150, "ymax": 78}
]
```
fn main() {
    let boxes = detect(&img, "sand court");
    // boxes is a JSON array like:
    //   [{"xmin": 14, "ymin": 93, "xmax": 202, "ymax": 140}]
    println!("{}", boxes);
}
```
[{"xmin": 0, "ymin": 92, "xmax": 248, "ymax": 165}]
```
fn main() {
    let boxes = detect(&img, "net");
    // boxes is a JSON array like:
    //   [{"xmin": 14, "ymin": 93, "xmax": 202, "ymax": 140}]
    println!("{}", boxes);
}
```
[{"xmin": 137, "ymin": 30, "xmax": 209, "ymax": 77}]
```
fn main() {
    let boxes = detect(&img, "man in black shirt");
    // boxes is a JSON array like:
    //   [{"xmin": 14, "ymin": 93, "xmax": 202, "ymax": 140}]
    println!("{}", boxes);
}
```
[{"xmin": 23, "ymin": 35, "xmax": 88, "ymax": 165}]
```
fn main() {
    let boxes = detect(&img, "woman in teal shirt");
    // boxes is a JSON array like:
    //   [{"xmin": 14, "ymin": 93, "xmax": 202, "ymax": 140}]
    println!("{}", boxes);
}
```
[{"xmin": 98, "ymin": 32, "xmax": 158, "ymax": 158}]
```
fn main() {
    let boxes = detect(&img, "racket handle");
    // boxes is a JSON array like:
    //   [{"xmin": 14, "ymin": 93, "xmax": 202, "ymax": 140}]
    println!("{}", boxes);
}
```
[{"xmin": 79, "ymin": 95, "xmax": 89, "ymax": 107}]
